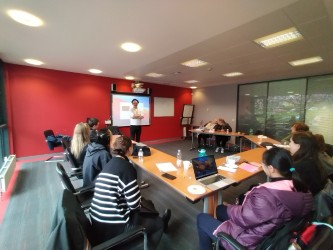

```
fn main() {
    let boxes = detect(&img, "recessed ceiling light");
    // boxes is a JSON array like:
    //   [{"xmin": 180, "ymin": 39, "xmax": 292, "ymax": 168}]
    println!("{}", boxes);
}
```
[
  {"xmin": 181, "ymin": 59, "xmax": 208, "ymax": 68},
  {"xmin": 289, "ymin": 56, "xmax": 323, "ymax": 66},
  {"xmin": 190, "ymin": 86, "xmax": 197, "ymax": 89},
  {"xmin": 244, "ymin": 93, "xmax": 250, "ymax": 96},
  {"xmin": 24, "ymin": 59, "xmax": 44, "ymax": 65},
  {"xmin": 185, "ymin": 80, "xmax": 199, "ymax": 83},
  {"xmin": 254, "ymin": 27, "xmax": 303, "ymax": 49},
  {"xmin": 88, "ymin": 69, "xmax": 102, "ymax": 74},
  {"xmin": 121, "ymin": 42, "xmax": 141, "ymax": 52},
  {"xmin": 223, "ymin": 72, "xmax": 243, "ymax": 77},
  {"xmin": 288, "ymin": 91, "xmax": 294, "ymax": 94},
  {"xmin": 146, "ymin": 73, "xmax": 164, "ymax": 78},
  {"xmin": 7, "ymin": 9, "xmax": 43, "ymax": 27},
  {"xmin": 125, "ymin": 76, "xmax": 135, "ymax": 80}
]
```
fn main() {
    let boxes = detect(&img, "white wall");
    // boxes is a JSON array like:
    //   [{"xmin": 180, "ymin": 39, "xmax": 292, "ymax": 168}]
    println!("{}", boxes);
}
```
[{"xmin": 192, "ymin": 84, "xmax": 238, "ymax": 131}]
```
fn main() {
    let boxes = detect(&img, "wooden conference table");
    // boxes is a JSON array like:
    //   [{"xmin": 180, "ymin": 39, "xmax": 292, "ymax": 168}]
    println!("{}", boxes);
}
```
[
  {"xmin": 189, "ymin": 129, "xmax": 244, "ymax": 151},
  {"xmin": 130, "ymin": 146, "xmax": 266, "ymax": 216}
]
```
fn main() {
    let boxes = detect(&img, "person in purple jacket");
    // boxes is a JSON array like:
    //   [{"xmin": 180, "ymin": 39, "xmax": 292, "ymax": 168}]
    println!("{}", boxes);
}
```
[{"xmin": 197, "ymin": 147, "xmax": 313, "ymax": 250}]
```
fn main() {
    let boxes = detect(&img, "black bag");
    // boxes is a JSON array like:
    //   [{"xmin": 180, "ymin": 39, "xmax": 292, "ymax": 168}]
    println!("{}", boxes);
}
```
[{"xmin": 131, "ymin": 144, "xmax": 151, "ymax": 156}]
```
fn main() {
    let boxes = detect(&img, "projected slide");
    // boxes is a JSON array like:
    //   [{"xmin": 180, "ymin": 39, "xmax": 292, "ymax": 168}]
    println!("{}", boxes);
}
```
[{"xmin": 111, "ymin": 93, "xmax": 150, "ymax": 126}]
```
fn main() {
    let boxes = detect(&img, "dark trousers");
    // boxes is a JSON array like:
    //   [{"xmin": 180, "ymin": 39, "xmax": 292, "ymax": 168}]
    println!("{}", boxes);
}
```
[
  {"xmin": 197, "ymin": 206, "xmax": 229, "ymax": 250},
  {"xmin": 130, "ymin": 125, "xmax": 142, "ymax": 142},
  {"xmin": 215, "ymin": 136, "xmax": 230, "ymax": 148},
  {"xmin": 197, "ymin": 213, "xmax": 221, "ymax": 250}
]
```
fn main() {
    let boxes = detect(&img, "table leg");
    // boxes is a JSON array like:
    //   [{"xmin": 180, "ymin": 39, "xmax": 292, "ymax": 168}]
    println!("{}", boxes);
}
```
[
  {"xmin": 190, "ymin": 131, "xmax": 196, "ymax": 150},
  {"xmin": 203, "ymin": 193, "xmax": 218, "ymax": 216}
]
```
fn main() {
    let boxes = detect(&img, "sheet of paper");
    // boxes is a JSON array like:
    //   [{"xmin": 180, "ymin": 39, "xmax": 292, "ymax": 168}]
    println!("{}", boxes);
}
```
[
  {"xmin": 218, "ymin": 166, "xmax": 237, "ymax": 173},
  {"xmin": 239, "ymin": 163, "xmax": 259, "ymax": 173},
  {"xmin": 156, "ymin": 162, "xmax": 178, "ymax": 172}
]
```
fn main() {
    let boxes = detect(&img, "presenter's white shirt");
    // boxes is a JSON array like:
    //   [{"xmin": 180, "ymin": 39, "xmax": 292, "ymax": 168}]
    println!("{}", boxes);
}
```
[{"xmin": 130, "ymin": 107, "xmax": 142, "ymax": 126}]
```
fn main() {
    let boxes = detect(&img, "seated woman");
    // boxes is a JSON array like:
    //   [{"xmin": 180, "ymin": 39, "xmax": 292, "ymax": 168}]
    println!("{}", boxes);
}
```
[
  {"xmin": 197, "ymin": 119, "xmax": 217, "ymax": 148},
  {"xmin": 214, "ymin": 118, "xmax": 232, "ymax": 153},
  {"xmin": 289, "ymin": 131, "xmax": 332, "ymax": 221},
  {"xmin": 89, "ymin": 135, "xmax": 171, "ymax": 249},
  {"xmin": 289, "ymin": 131, "xmax": 328, "ymax": 196},
  {"xmin": 70, "ymin": 122, "xmax": 90, "ymax": 169},
  {"xmin": 197, "ymin": 147, "xmax": 313, "ymax": 250},
  {"xmin": 281, "ymin": 121, "xmax": 309, "ymax": 145},
  {"xmin": 86, "ymin": 117, "xmax": 100, "ymax": 142},
  {"xmin": 82, "ymin": 128, "xmax": 112, "ymax": 187},
  {"xmin": 314, "ymin": 133, "xmax": 333, "ymax": 181}
]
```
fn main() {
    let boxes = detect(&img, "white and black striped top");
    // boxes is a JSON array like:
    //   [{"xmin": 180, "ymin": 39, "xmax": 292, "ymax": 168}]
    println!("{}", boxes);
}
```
[{"xmin": 90, "ymin": 156, "xmax": 141, "ymax": 224}]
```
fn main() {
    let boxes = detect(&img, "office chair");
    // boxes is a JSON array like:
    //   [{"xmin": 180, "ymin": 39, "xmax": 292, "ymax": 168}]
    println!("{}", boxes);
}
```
[
  {"xmin": 214, "ymin": 215, "xmax": 333, "ymax": 250},
  {"xmin": 65, "ymin": 148, "xmax": 83, "ymax": 179},
  {"xmin": 56, "ymin": 163, "xmax": 93, "ymax": 209},
  {"xmin": 43, "ymin": 129, "xmax": 64, "ymax": 162},
  {"xmin": 45, "ymin": 189, "xmax": 148, "ymax": 250}
]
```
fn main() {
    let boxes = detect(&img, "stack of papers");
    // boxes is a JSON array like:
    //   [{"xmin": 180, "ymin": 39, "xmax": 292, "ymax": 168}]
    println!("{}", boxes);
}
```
[
  {"xmin": 156, "ymin": 162, "xmax": 178, "ymax": 172},
  {"xmin": 239, "ymin": 163, "xmax": 260, "ymax": 173}
]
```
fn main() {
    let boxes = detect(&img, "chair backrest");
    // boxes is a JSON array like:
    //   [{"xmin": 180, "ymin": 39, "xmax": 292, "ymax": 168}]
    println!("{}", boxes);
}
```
[
  {"xmin": 46, "ymin": 189, "xmax": 148, "ymax": 250},
  {"xmin": 65, "ymin": 148, "xmax": 81, "ymax": 171},
  {"xmin": 56, "ymin": 163, "xmax": 76, "ymax": 193},
  {"xmin": 61, "ymin": 137, "xmax": 71, "ymax": 151},
  {"xmin": 44, "ymin": 129, "xmax": 55, "ymax": 138},
  {"xmin": 45, "ymin": 189, "xmax": 92, "ymax": 250},
  {"xmin": 306, "ymin": 217, "xmax": 333, "ymax": 249}
]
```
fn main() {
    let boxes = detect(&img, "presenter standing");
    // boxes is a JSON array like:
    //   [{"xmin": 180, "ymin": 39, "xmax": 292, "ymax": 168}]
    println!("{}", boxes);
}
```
[{"xmin": 130, "ymin": 99, "xmax": 144, "ymax": 142}]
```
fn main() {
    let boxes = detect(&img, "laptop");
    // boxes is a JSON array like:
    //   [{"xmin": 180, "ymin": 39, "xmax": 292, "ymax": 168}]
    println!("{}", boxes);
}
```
[{"xmin": 191, "ymin": 155, "xmax": 236, "ymax": 191}]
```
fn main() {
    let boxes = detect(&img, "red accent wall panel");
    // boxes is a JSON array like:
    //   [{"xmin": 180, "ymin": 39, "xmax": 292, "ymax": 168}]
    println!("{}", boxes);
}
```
[{"xmin": 5, "ymin": 64, "xmax": 192, "ymax": 157}]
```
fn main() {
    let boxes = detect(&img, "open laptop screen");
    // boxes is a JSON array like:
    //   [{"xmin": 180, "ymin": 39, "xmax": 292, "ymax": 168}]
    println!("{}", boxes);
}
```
[{"xmin": 192, "ymin": 155, "xmax": 218, "ymax": 180}]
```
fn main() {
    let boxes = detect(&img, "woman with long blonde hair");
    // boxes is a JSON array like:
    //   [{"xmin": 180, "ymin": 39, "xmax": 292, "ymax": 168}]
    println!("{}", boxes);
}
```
[{"xmin": 70, "ymin": 122, "xmax": 90, "ymax": 168}]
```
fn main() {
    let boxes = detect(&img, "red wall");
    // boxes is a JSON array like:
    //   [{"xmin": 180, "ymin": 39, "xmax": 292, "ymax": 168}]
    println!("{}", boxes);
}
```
[{"xmin": 5, "ymin": 64, "xmax": 192, "ymax": 157}]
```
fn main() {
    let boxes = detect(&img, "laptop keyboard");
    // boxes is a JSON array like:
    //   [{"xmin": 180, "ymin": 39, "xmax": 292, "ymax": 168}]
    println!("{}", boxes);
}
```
[{"xmin": 200, "ymin": 175, "xmax": 225, "ymax": 185}]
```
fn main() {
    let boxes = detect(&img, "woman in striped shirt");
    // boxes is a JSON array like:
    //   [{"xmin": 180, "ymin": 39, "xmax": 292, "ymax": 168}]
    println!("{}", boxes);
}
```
[{"xmin": 90, "ymin": 135, "xmax": 166, "ymax": 249}]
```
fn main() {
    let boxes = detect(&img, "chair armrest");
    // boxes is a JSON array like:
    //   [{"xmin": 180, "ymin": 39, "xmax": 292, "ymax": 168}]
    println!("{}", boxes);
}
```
[
  {"xmin": 74, "ymin": 185, "xmax": 94, "ymax": 195},
  {"xmin": 215, "ymin": 232, "xmax": 246, "ymax": 250},
  {"xmin": 92, "ymin": 226, "xmax": 147, "ymax": 250}
]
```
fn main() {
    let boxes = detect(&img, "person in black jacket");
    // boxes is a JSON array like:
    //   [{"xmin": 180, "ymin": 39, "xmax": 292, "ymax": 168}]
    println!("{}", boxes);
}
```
[
  {"xmin": 86, "ymin": 117, "xmax": 100, "ymax": 142},
  {"xmin": 82, "ymin": 128, "xmax": 112, "ymax": 187}
]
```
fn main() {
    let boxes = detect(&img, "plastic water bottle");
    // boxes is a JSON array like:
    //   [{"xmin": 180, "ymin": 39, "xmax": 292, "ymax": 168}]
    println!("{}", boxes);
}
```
[
  {"xmin": 221, "ymin": 147, "xmax": 224, "ymax": 154},
  {"xmin": 249, "ymin": 128, "xmax": 254, "ymax": 135},
  {"xmin": 138, "ymin": 148, "xmax": 144, "ymax": 162},
  {"xmin": 176, "ymin": 149, "xmax": 182, "ymax": 167}
]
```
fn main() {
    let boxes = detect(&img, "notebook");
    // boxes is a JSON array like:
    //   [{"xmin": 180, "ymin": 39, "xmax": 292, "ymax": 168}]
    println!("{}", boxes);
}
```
[{"xmin": 191, "ymin": 155, "xmax": 236, "ymax": 191}]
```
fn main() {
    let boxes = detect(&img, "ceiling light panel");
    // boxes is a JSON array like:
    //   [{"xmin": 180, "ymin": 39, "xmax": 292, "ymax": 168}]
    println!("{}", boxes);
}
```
[
  {"xmin": 88, "ymin": 69, "xmax": 102, "ymax": 74},
  {"xmin": 146, "ymin": 73, "xmax": 164, "ymax": 78},
  {"xmin": 121, "ymin": 42, "xmax": 141, "ymax": 52},
  {"xmin": 181, "ymin": 59, "xmax": 208, "ymax": 68},
  {"xmin": 254, "ymin": 27, "xmax": 303, "ymax": 49},
  {"xmin": 185, "ymin": 80, "xmax": 199, "ymax": 83},
  {"xmin": 8, "ymin": 10, "xmax": 43, "ymax": 27},
  {"xmin": 125, "ymin": 76, "xmax": 135, "ymax": 80},
  {"xmin": 24, "ymin": 59, "xmax": 44, "ymax": 65},
  {"xmin": 223, "ymin": 72, "xmax": 243, "ymax": 77},
  {"xmin": 289, "ymin": 56, "xmax": 323, "ymax": 66}
]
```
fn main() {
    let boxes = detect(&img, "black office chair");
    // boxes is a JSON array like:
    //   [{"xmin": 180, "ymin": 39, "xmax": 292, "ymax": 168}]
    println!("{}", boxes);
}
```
[
  {"xmin": 65, "ymin": 148, "xmax": 83, "ymax": 179},
  {"xmin": 214, "ymin": 215, "xmax": 333, "ymax": 250},
  {"xmin": 56, "ymin": 163, "xmax": 93, "ymax": 209},
  {"xmin": 45, "ymin": 189, "xmax": 148, "ymax": 250},
  {"xmin": 44, "ymin": 129, "xmax": 64, "ymax": 162},
  {"xmin": 214, "ymin": 214, "xmax": 311, "ymax": 250}
]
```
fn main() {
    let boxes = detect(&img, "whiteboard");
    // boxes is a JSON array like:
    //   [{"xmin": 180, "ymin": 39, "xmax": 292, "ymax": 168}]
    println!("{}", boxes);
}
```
[
  {"xmin": 154, "ymin": 97, "xmax": 174, "ymax": 117},
  {"xmin": 182, "ymin": 104, "xmax": 194, "ymax": 118}
]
